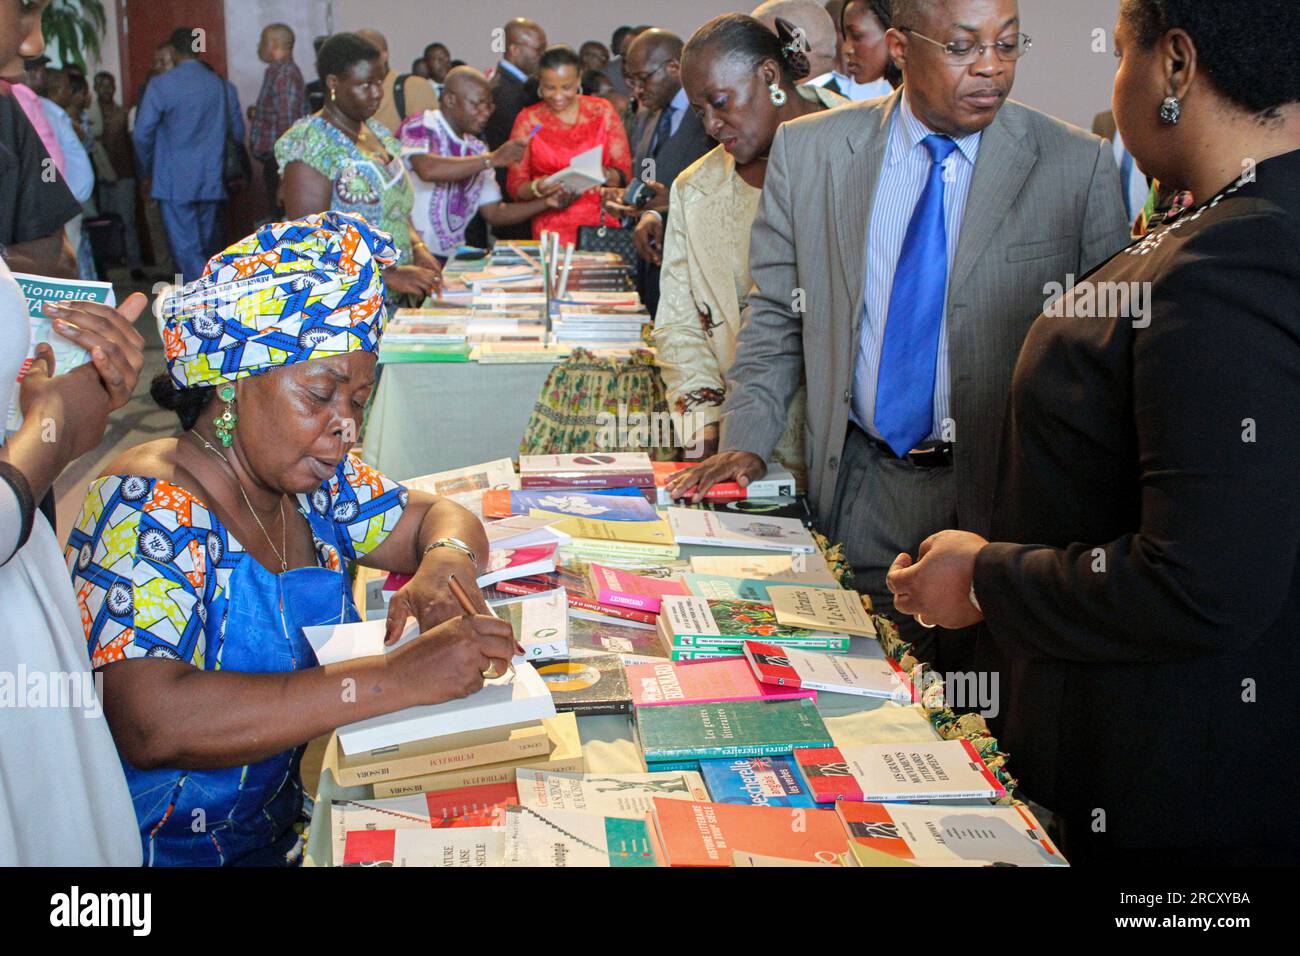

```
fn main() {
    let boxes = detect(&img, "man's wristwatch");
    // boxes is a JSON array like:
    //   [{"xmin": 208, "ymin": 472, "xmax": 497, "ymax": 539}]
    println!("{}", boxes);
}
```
[{"xmin": 422, "ymin": 537, "xmax": 477, "ymax": 567}]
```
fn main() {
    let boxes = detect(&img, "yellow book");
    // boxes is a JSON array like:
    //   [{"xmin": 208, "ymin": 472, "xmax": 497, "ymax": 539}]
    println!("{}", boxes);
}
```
[
  {"xmin": 767, "ymin": 585, "xmax": 877, "ymax": 637},
  {"xmin": 535, "ymin": 511, "xmax": 679, "ymax": 559}
]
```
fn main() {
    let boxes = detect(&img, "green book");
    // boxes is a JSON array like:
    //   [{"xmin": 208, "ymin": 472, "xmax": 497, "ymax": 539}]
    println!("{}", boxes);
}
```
[
  {"xmin": 635, "ymin": 698, "xmax": 834, "ymax": 762},
  {"xmin": 378, "ymin": 342, "xmax": 472, "ymax": 363}
]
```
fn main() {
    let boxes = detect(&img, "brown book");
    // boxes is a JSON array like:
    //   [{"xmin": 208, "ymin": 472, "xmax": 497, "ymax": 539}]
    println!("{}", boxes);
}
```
[
  {"xmin": 370, "ymin": 713, "xmax": 583, "ymax": 797},
  {"xmin": 332, "ymin": 719, "xmax": 551, "ymax": 787}
]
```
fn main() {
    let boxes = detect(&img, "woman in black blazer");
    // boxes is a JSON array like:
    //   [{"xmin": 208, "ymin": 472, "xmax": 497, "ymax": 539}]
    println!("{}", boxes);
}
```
[{"xmin": 885, "ymin": 0, "xmax": 1300, "ymax": 865}]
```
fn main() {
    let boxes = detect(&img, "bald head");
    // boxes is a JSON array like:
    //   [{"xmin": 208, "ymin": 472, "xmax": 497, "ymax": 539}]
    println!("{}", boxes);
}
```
[
  {"xmin": 443, "ymin": 64, "xmax": 488, "ymax": 98},
  {"xmin": 627, "ymin": 28, "xmax": 684, "ymax": 65},
  {"xmin": 503, "ymin": 17, "xmax": 546, "ymax": 74},
  {"xmin": 752, "ymin": 0, "xmax": 838, "ymax": 78}
]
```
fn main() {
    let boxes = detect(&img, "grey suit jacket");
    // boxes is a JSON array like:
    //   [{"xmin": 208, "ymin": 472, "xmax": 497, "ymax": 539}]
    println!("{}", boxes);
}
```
[{"xmin": 720, "ymin": 90, "xmax": 1131, "ymax": 537}]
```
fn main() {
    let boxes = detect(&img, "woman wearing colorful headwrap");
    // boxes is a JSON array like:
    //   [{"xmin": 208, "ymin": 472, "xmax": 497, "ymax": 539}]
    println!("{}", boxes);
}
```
[
  {"xmin": 276, "ymin": 32, "xmax": 442, "ymax": 301},
  {"xmin": 66, "ymin": 211, "xmax": 518, "ymax": 866}
]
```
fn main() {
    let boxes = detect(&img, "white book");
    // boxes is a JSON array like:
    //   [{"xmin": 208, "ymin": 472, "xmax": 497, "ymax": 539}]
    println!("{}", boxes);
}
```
[
  {"xmin": 331, "ymin": 794, "xmax": 510, "ymax": 864},
  {"xmin": 339, "ymin": 826, "xmax": 505, "ymax": 867},
  {"xmin": 837, "ymin": 803, "xmax": 1066, "ymax": 867},
  {"xmin": 303, "ymin": 619, "xmax": 555, "ymax": 755},
  {"xmin": 840, "ymin": 741, "xmax": 1007, "ymax": 801},
  {"xmin": 742, "ymin": 641, "xmax": 913, "ymax": 701},
  {"xmin": 515, "ymin": 769, "xmax": 708, "ymax": 818},
  {"xmin": 403, "ymin": 458, "xmax": 519, "ymax": 496},
  {"xmin": 541, "ymin": 144, "xmax": 605, "ymax": 192},
  {"xmin": 500, "ymin": 589, "xmax": 569, "ymax": 662},
  {"xmin": 503, "ymin": 805, "xmax": 657, "ymax": 867},
  {"xmin": 666, "ymin": 507, "xmax": 817, "ymax": 553},
  {"xmin": 689, "ymin": 552, "xmax": 839, "ymax": 586},
  {"xmin": 484, "ymin": 514, "xmax": 572, "ymax": 549},
  {"xmin": 519, "ymin": 451, "xmax": 653, "ymax": 479}
]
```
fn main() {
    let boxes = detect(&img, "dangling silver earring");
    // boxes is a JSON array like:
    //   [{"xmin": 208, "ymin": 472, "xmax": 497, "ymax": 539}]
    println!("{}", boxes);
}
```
[
  {"xmin": 769, "ymin": 82, "xmax": 787, "ymax": 107},
  {"xmin": 1159, "ymin": 95, "xmax": 1181, "ymax": 125}
]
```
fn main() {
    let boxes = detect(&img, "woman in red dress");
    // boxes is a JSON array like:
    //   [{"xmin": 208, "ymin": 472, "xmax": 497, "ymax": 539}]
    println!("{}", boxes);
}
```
[{"xmin": 506, "ymin": 45, "xmax": 631, "ymax": 245}]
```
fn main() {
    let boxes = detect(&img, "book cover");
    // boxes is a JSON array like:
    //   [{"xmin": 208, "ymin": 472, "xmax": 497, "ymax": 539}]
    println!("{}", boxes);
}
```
[
  {"xmin": 516, "ymin": 769, "xmax": 708, "ymax": 817},
  {"xmin": 652, "ymin": 461, "xmax": 796, "ymax": 504},
  {"xmin": 767, "ymin": 586, "xmax": 877, "ymax": 637},
  {"xmin": 792, "ymin": 747, "xmax": 865, "ymax": 803},
  {"xmin": 476, "ymin": 543, "xmax": 559, "ymax": 588},
  {"xmin": 540, "ymin": 512, "xmax": 677, "ymax": 553},
  {"xmin": 535, "ymin": 653, "xmax": 631, "ymax": 715},
  {"xmin": 331, "ymin": 784, "xmax": 517, "ymax": 863},
  {"xmin": 634, "ymin": 698, "xmax": 833, "ymax": 762},
  {"xmin": 306, "ymin": 618, "xmax": 557, "ymax": 755},
  {"xmin": 835, "ymin": 802, "xmax": 1067, "ymax": 867},
  {"xmin": 626, "ymin": 658, "xmax": 815, "ymax": 707},
  {"xmin": 498, "ymin": 588, "xmax": 569, "ymax": 662},
  {"xmin": 332, "ymin": 721, "xmax": 551, "ymax": 786},
  {"xmin": 519, "ymin": 452, "xmax": 654, "ymax": 488},
  {"xmin": 340, "ymin": 826, "xmax": 505, "ymax": 867},
  {"xmin": 372, "ymin": 712, "xmax": 583, "ymax": 797},
  {"xmin": 681, "ymin": 573, "xmax": 836, "ymax": 603},
  {"xmin": 567, "ymin": 615, "xmax": 670, "ymax": 659},
  {"xmin": 689, "ymin": 553, "xmax": 840, "ymax": 587},
  {"xmin": 698, "ymin": 756, "xmax": 817, "ymax": 808},
  {"xmin": 7, "ymin": 273, "xmax": 112, "ymax": 433},
  {"xmin": 836, "ymin": 740, "xmax": 1007, "ymax": 802},
  {"xmin": 687, "ymin": 496, "xmax": 815, "ymax": 527},
  {"xmin": 496, "ymin": 577, "xmax": 659, "ymax": 626},
  {"xmin": 666, "ymin": 507, "xmax": 816, "ymax": 553},
  {"xmin": 489, "ymin": 488, "xmax": 659, "ymax": 522},
  {"xmin": 588, "ymin": 563, "xmax": 689, "ymax": 613},
  {"xmin": 503, "ymin": 805, "xmax": 658, "ymax": 867},
  {"xmin": 658, "ymin": 596, "xmax": 852, "ymax": 650},
  {"xmin": 651, "ymin": 799, "xmax": 849, "ymax": 867},
  {"xmin": 743, "ymin": 641, "xmax": 914, "ymax": 702}
]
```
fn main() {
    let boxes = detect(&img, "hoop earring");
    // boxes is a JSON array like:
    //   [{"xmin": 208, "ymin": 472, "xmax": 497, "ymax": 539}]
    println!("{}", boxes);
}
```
[
  {"xmin": 769, "ymin": 82, "xmax": 787, "ymax": 107},
  {"xmin": 213, "ymin": 383, "xmax": 238, "ymax": 448},
  {"xmin": 1159, "ymin": 94, "xmax": 1181, "ymax": 125}
]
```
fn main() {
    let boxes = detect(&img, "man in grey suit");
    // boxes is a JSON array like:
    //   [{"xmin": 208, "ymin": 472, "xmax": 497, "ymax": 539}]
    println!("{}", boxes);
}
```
[{"xmin": 669, "ymin": 0, "xmax": 1131, "ymax": 670}]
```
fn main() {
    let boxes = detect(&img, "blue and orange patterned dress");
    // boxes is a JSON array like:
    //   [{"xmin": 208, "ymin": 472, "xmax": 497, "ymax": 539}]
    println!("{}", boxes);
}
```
[{"xmin": 66, "ymin": 455, "xmax": 407, "ymax": 866}]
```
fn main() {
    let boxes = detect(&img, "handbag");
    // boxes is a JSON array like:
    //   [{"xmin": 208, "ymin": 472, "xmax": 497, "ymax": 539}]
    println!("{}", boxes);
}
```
[
  {"xmin": 577, "ymin": 209, "xmax": 637, "ymax": 265},
  {"xmin": 222, "ymin": 78, "xmax": 252, "ymax": 188}
]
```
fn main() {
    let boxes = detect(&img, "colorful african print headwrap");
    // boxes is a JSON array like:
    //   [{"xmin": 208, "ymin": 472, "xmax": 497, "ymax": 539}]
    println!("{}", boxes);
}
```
[{"xmin": 162, "ymin": 210, "xmax": 399, "ymax": 389}]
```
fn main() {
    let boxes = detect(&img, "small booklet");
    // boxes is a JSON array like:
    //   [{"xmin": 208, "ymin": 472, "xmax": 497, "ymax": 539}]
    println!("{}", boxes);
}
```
[
  {"xmin": 541, "ymin": 145, "xmax": 605, "ymax": 192},
  {"xmin": 767, "ymin": 586, "xmax": 877, "ymax": 637}
]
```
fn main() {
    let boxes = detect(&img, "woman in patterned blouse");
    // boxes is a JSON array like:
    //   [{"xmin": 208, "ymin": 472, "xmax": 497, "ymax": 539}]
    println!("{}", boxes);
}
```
[
  {"xmin": 276, "ymin": 32, "xmax": 442, "ymax": 301},
  {"xmin": 67, "ymin": 213, "xmax": 517, "ymax": 866}
]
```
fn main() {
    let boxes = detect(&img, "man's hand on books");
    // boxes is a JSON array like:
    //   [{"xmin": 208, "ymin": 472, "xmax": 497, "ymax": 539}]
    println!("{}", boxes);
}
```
[
  {"xmin": 886, "ymin": 530, "xmax": 988, "ymax": 630},
  {"xmin": 391, "ymin": 614, "xmax": 520, "ymax": 704},
  {"xmin": 665, "ymin": 450, "xmax": 767, "ymax": 503}
]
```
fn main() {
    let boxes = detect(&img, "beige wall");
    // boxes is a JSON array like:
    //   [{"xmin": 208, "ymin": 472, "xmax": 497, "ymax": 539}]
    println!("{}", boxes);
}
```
[{"xmin": 83, "ymin": 0, "xmax": 1123, "ymax": 134}]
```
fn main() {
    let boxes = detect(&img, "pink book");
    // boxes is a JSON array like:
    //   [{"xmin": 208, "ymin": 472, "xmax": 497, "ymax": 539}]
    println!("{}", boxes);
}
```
[
  {"xmin": 385, "ymin": 543, "xmax": 557, "ymax": 593},
  {"xmin": 626, "ymin": 658, "xmax": 817, "ymax": 707},
  {"xmin": 587, "ymin": 563, "xmax": 689, "ymax": 614}
]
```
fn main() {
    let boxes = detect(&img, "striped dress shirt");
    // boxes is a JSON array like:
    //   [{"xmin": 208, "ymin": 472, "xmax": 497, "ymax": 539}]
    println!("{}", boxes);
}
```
[{"xmin": 850, "ymin": 94, "xmax": 982, "ymax": 444}]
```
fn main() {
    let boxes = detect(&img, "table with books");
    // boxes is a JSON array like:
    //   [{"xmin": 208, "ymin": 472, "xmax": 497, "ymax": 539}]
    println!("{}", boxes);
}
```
[
  {"xmin": 303, "ymin": 452, "xmax": 1064, "ymax": 868},
  {"xmin": 363, "ymin": 241, "xmax": 656, "ymax": 481}
]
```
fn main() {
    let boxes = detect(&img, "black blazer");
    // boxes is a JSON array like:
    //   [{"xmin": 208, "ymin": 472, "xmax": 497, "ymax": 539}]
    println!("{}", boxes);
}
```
[
  {"xmin": 483, "ymin": 64, "xmax": 539, "ymax": 242},
  {"xmin": 972, "ymin": 149, "xmax": 1300, "ymax": 864}
]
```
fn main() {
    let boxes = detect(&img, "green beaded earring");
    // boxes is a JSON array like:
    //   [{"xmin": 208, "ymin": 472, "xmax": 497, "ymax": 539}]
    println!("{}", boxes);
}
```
[{"xmin": 213, "ymin": 383, "xmax": 238, "ymax": 447}]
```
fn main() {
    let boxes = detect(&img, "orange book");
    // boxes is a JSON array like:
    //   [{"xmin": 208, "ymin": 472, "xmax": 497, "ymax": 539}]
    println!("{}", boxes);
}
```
[
  {"xmin": 483, "ymin": 489, "xmax": 514, "ymax": 519},
  {"xmin": 650, "ymin": 798, "xmax": 849, "ymax": 866}
]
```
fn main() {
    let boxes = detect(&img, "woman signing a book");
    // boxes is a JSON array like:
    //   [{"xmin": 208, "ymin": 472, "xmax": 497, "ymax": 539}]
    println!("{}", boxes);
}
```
[{"xmin": 66, "ymin": 212, "xmax": 519, "ymax": 866}]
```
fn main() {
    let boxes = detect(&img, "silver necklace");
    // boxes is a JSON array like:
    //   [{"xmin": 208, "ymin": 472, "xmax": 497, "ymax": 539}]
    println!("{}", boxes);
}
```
[{"xmin": 189, "ymin": 432, "xmax": 289, "ymax": 573}]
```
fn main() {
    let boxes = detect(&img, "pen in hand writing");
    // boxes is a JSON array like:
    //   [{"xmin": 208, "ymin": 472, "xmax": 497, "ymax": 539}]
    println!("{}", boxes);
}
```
[{"xmin": 447, "ymin": 573, "xmax": 519, "ymax": 680}]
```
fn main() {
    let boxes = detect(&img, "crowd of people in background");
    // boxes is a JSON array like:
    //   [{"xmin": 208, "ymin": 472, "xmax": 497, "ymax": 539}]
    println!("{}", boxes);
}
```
[{"xmin": 1, "ymin": 0, "xmax": 1297, "ymax": 870}]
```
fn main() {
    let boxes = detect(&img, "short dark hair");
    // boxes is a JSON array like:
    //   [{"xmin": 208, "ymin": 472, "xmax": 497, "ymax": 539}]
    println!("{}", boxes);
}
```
[
  {"xmin": 1123, "ymin": 0, "xmax": 1299, "ymax": 116},
  {"xmin": 611, "ymin": 25, "xmax": 634, "ymax": 50},
  {"xmin": 168, "ymin": 26, "xmax": 199, "ymax": 58},
  {"xmin": 684, "ymin": 13, "xmax": 806, "ymax": 85},
  {"xmin": 316, "ymin": 32, "xmax": 382, "ymax": 84},
  {"xmin": 424, "ymin": 42, "xmax": 448, "ymax": 57},
  {"xmin": 537, "ymin": 44, "xmax": 581, "ymax": 75},
  {"xmin": 581, "ymin": 69, "xmax": 613, "ymax": 96}
]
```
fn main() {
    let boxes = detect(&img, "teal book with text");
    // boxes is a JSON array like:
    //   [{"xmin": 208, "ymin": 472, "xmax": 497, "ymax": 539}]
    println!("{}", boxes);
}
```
[{"xmin": 635, "ymin": 698, "xmax": 834, "ymax": 762}]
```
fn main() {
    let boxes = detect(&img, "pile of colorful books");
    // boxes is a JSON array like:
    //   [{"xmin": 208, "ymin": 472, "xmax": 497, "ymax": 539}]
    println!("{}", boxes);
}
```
[{"xmin": 319, "ymin": 453, "xmax": 1064, "ymax": 867}]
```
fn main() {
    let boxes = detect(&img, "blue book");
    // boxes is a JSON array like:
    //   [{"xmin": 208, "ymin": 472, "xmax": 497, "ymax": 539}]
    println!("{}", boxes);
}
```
[
  {"xmin": 512, "ymin": 489, "xmax": 658, "ymax": 522},
  {"xmin": 699, "ymin": 756, "xmax": 817, "ymax": 808}
]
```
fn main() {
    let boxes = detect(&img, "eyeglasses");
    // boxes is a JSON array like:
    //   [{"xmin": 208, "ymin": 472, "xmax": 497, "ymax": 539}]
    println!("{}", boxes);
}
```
[
  {"xmin": 899, "ymin": 27, "xmax": 1032, "ymax": 65},
  {"xmin": 625, "ymin": 61, "xmax": 669, "ymax": 89}
]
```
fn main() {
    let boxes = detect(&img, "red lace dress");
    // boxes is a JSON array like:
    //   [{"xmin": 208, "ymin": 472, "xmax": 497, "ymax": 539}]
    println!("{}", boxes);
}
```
[{"xmin": 506, "ymin": 95, "xmax": 632, "ymax": 245}]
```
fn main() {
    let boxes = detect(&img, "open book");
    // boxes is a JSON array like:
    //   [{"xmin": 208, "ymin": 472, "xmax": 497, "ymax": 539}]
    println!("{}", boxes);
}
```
[{"xmin": 542, "ymin": 145, "xmax": 605, "ymax": 192}]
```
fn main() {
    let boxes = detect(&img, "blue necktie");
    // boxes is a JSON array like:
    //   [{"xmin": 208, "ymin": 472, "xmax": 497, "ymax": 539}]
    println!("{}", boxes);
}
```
[
  {"xmin": 874, "ymin": 134, "xmax": 959, "ymax": 457},
  {"xmin": 651, "ymin": 105, "xmax": 675, "ymax": 157}
]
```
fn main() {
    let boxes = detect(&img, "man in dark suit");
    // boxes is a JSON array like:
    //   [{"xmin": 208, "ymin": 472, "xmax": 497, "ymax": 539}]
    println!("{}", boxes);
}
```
[
  {"xmin": 671, "ymin": 0, "xmax": 1130, "ymax": 672},
  {"xmin": 474, "ymin": 17, "xmax": 546, "ymax": 244},
  {"xmin": 612, "ymin": 29, "xmax": 712, "ymax": 316}
]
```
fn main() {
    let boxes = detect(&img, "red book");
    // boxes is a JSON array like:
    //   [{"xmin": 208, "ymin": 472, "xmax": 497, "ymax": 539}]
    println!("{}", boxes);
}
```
[
  {"xmin": 626, "ymin": 658, "xmax": 816, "ymax": 707},
  {"xmin": 652, "ymin": 461, "xmax": 796, "ymax": 504},
  {"xmin": 791, "ymin": 746, "xmax": 863, "ymax": 804},
  {"xmin": 384, "ymin": 544, "xmax": 557, "ymax": 593},
  {"xmin": 587, "ymin": 563, "xmax": 689, "ymax": 614},
  {"xmin": 650, "ymin": 798, "xmax": 849, "ymax": 866},
  {"xmin": 495, "ymin": 578, "xmax": 658, "ymax": 625}
]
